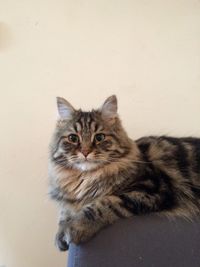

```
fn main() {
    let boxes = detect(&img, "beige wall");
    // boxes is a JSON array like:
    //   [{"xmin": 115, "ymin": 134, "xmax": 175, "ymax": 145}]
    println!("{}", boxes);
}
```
[{"xmin": 0, "ymin": 1, "xmax": 200, "ymax": 267}]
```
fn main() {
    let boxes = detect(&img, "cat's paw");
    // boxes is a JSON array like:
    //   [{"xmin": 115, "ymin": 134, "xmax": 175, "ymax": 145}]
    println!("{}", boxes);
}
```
[
  {"xmin": 67, "ymin": 225, "xmax": 91, "ymax": 245},
  {"xmin": 66, "ymin": 220, "xmax": 94, "ymax": 245},
  {"xmin": 55, "ymin": 230, "xmax": 69, "ymax": 251}
]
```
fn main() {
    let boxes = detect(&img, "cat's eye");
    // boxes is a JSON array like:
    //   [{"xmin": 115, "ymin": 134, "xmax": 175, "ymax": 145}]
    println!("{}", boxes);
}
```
[
  {"xmin": 95, "ymin": 133, "xmax": 105, "ymax": 143},
  {"xmin": 68, "ymin": 134, "xmax": 79, "ymax": 144}
]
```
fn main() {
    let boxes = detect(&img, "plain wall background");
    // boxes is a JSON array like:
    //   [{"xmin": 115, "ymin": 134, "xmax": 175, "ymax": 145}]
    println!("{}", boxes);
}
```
[{"xmin": 0, "ymin": 1, "xmax": 200, "ymax": 267}]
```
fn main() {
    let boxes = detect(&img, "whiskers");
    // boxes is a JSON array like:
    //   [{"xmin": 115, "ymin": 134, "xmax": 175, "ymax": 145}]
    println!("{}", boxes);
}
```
[
  {"xmin": 53, "ymin": 151, "xmax": 150, "ymax": 173},
  {"xmin": 130, "ymin": 160, "xmax": 150, "ymax": 164},
  {"xmin": 53, "ymin": 154, "xmax": 78, "ymax": 168},
  {"xmin": 93, "ymin": 153, "xmax": 150, "ymax": 165}
]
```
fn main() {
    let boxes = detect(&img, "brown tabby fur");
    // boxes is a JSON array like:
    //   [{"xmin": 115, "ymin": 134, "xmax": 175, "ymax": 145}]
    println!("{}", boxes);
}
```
[{"xmin": 48, "ymin": 95, "xmax": 200, "ymax": 251}]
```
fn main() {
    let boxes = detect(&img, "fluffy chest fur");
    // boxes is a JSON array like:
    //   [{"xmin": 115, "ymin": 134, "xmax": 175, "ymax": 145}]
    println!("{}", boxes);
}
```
[{"xmin": 48, "ymin": 153, "xmax": 138, "ymax": 208}]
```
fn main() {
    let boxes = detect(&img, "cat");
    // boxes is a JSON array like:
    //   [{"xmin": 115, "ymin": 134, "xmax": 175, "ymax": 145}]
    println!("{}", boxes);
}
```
[{"xmin": 48, "ymin": 95, "xmax": 200, "ymax": 251}]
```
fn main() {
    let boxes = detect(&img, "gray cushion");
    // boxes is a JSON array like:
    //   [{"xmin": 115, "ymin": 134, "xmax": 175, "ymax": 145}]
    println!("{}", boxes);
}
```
[{"xmin": 67, "ymin": 215, "xmax": 200, "ymax": 267}]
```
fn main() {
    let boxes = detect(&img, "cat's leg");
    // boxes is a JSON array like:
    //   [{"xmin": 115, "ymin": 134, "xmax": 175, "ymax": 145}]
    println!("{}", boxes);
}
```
[
  {"xmin": 66, "ymin": 192, "xmax": 163, "ymax": 245},
  {"xmin": 55, "ymin": 206, "xmax": 73, "ymax": 251},
  {"xmin": 55, "ymin": 220, "xmax": 69, "ymax": 251},
  {"xmin": 65, "ymin": 195, "xmax": 123, "ymax": 245}
]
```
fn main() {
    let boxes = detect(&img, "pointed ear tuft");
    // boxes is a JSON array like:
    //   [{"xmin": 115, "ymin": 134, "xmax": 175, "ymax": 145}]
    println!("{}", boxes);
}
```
[
  {"xmin": 56, "ymin": 97, "xmax": 75, "ymax": 120},
  {"xmin": 101, "ymin": 95, "xmax": 118, "ymax": 121}
]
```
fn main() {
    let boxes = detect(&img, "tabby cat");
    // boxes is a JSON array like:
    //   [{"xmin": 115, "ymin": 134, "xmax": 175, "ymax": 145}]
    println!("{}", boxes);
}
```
[{"xmin": 48, "ymin": 95, "xmax": 200, "ymax": 251}]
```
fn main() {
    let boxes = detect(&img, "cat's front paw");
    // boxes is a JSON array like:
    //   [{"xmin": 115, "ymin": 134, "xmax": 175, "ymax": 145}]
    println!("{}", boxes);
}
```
[
  {"xmin": 55, "ymin": 230, "xmax": 69, "ymax": 251},
  {"xmin": 66, "ymin": 220, "xmax": 95, "ymax": 245}
]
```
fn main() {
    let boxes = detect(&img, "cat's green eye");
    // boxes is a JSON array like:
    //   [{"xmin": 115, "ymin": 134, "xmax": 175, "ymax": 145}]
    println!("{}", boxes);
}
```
[
  {"xmin": 68, "ymin": 134, "xmax": 79, "ymax": 144},
  {"xmin": 95, "ymin": 133, "xmax": 105, "ymax": 143}
]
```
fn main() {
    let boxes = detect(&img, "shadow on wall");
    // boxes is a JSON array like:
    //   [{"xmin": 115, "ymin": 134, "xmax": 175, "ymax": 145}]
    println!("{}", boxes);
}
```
[{"xmin": 0, "ymin": 22, "xmax": 12, "ymax": 51}]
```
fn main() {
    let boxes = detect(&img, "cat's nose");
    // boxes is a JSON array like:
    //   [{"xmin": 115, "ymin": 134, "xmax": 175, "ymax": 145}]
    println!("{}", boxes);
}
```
[{"xmin": 81, "ymin": 149, "xmax": 91, "ymax": 157}]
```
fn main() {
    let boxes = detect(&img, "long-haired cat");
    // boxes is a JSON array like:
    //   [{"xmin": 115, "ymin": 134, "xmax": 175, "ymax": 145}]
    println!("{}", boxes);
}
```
[{"xmin": 48, "ymin": 95, "xmax": 200, "ymax": 251}]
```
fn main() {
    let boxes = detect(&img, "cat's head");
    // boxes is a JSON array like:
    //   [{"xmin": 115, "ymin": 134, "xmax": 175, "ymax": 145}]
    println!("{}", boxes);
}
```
[{"xmin": 50, "ymin": 95, "xmax": 132, "ymax": 171}]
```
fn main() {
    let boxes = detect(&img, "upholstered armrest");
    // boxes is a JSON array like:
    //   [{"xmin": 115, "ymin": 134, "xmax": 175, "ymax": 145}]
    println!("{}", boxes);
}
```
[{"xmin": 67, "ymin": 215, "xmax": 200, "ymax": 267}]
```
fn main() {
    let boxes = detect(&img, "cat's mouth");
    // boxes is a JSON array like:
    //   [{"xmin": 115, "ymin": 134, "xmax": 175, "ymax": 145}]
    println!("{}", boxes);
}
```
[{"xmin": 72, "ymin": 153, "xmax": 105, "ymax": 171}]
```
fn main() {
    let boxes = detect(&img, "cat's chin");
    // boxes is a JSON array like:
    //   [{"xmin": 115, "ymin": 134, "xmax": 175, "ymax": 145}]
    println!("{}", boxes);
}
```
[{"xmin": 74, "ymin": 161, "xmax": 100, "ymax": 172}]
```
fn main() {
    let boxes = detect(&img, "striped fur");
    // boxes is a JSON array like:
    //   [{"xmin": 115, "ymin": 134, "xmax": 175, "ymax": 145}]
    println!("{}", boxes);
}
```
[{"xmin": 49, "ymin": 96, "xmax": 200, "ymax": 250}]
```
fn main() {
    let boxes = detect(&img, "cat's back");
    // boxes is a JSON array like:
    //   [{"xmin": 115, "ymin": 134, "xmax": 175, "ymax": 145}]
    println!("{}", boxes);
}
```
[{"xmin": 136, "ymin": 135, "xmax": 200, "ymax": 178}]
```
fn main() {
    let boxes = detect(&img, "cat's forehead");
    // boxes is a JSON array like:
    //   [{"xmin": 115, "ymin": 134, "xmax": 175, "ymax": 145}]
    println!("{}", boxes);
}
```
[{"xmin": 71, "ymin": 110, "xmax": 104, "ymax": 133}]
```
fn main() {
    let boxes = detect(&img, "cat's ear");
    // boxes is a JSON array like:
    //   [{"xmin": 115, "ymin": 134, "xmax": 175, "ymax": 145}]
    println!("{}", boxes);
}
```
[
  {"xmin": 56, "ymin": 97, "xmax": 75, "ymax": 120},
  {"xmin": 100, "ymin": 95, "xmax": 118, "ymax": 121}
]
